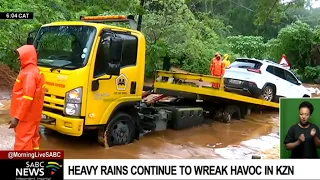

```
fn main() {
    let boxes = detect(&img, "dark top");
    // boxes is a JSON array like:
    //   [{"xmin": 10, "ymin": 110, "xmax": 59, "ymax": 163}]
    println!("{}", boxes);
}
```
[{"xmin": 284, "ymin": 123, "xmax": 320, "ymax": 159}]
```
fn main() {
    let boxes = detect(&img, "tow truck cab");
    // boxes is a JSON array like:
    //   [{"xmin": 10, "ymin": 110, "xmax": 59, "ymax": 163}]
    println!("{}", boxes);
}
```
[{"xmin": 27, "ymin": 15, "xmax": 146, "ymax": 147}]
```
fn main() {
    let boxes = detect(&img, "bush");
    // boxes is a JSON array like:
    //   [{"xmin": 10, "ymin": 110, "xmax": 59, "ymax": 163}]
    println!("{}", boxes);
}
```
[
  {"xmin": 291, "ymin": 69, "xmax": 303, "ymax": 81},
  {"xmin": 302, "ymin": 66, "xmax": 320, "ymax": 83}
]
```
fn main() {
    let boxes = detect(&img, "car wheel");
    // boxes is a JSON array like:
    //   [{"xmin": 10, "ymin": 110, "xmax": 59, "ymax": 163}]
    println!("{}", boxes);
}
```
[
  {"xmin": 261, "ymin": 85, "xmax": 274, "ymax": 102},
  {"xmin": 98, "ymin": 112, "xmax": 135, "ymax": 147}
]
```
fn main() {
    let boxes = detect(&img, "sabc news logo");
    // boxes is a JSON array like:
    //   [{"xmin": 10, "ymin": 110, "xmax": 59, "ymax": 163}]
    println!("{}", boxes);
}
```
[
  {"xmin": 16, "ymin": 161, "xmax": 62, "ymax": 177},
  {"xmin": 46, "ymin": 161, "xmax": 62, "ymax": 175}
]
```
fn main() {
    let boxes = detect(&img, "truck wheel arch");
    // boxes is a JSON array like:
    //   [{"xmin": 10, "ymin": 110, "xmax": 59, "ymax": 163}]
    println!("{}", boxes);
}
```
[
  {"xmin": 100, "ymin": 100, "xmax": 140, "ymax": 136},
  {"xmin": 100, "ymin": 101, "xmax": 140, "ymax": 125}
]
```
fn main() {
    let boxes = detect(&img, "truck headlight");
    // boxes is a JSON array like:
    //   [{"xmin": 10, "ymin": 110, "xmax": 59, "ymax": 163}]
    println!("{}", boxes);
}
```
[{"xmin": 64, "ymin": 87, "xmax": 82, "ymax": 116}]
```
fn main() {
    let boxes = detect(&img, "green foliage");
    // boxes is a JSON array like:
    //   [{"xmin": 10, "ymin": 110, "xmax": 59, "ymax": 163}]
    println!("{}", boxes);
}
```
[
  {"xmin": 1, "ymin": 0, "xmax": 319, "ymax": 84},
  {"xmin": 227, "ymin": 35, "xmax": 267, "ymax": 59},
  {"xmin": 290, "ymin": 68, "xmax": 303, "ymax": 80},
  {"xmin": 142, "ymin": 0, "xmax": 231, "ymax": 76},
  {"xmin": 0, "ymin": 0, "xmax": 139, "ymax": 70},
  {"xmin": 273, "ymin": 21, "xmax": 313, "ymax": 69},
  {"xmin": 265, "ymin": 21, "xmax": 320, "ymax": 73},
  {"xmin": 302, "ymin": 66, "xmax": 320, "ymax": 82}
]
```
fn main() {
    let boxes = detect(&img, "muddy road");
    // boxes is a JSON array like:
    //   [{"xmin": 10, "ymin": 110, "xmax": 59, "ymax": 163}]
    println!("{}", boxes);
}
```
[{"xmin": 0, "ymin": 94, "xmax": 280, "ymax": 159}]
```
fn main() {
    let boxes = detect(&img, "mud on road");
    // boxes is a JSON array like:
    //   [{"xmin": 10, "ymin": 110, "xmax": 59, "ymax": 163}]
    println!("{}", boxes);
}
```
[{"xmin": 0, "ymin": 95, "xmax": 280, "ymax": 159}]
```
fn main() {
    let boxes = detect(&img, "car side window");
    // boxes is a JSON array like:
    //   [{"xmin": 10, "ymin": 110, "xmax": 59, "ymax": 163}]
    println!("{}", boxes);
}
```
[
  {"xmin": 266, "ymin": 65, "xmax": 274, "ymax": 74},
  {"xmin": 274, "ymin": 67, "xmax": 285, "ymax": 79},
  {"xmin": 284, "ymin": 70, "xmax": 299, "ymax": 85}
]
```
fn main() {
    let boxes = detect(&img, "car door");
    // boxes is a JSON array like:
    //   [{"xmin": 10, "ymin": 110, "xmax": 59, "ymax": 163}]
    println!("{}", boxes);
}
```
[
  {"xmin": 265, "ymin": 65, "xmax": 286, "ymax": 97},
  {"xmin": 283, "ymin": 70, "xmax": 303, "ymax": 98},
  {"xmin": 272, "ymin": 66, "xmax": 291, "ymax": 97}
]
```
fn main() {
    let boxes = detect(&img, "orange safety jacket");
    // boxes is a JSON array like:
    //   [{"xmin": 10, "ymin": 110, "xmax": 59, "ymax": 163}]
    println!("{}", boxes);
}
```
[
  {"xmin": 10, "ymin": 45, "xmax": 45, "ymax": 122},
  {"xmin": 210, "ymin": 58, "xmax": 225, "ymax": 76}
]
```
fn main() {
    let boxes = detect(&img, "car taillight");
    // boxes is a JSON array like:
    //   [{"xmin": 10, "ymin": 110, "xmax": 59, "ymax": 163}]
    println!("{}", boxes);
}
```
[
  {"xmin": 247, "ymin": 68, "xmax": 261, "ymax": 74},
  {"xmin": 248, "ymin": 82, "xmax": 257, "ymax": 87}
]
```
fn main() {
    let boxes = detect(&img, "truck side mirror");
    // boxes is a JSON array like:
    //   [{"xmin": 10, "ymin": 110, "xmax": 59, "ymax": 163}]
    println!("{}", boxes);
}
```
[
  {"xmin": 27, "ymin": 37, "xmax": 34, "ymax": 45},
  {"xmin": 26, "ymin": 30, "xmax": 38, "ymax": 45},
  {"xmin": 106, "ymin": 36, "xmax": 123, "ymax": 76}
]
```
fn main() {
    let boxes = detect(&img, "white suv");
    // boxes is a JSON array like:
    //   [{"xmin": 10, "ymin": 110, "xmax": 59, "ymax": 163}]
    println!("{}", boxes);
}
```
[{"xmin": 223, "ymin": 58, "xmax": 312, "ymax": 102}]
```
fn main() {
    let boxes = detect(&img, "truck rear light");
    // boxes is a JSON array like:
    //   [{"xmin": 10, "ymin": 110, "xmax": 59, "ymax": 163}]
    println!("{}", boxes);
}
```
[{"xmin": 247, "ymin": 68, "xmax": 261, "ymax": 74}]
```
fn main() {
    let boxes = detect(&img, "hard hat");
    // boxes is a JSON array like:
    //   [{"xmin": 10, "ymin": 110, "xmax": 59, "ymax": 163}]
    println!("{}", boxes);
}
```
[{"xmin": 223, "ymin": 54, "xmax": 229, "ymax": 58}]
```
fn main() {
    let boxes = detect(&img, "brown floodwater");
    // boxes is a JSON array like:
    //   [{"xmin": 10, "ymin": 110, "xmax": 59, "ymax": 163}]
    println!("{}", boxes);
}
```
[{"xmin": 0, "ymin": 95, "xmax": 280, "ymax": 159}]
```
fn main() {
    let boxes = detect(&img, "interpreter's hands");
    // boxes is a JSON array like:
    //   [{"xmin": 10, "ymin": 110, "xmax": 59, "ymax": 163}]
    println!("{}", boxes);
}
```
[
  {"xmin": 298, "ymin": 134, "xmax": 305, "ymax": 143},
  {"xmin": 8, "ymin": 117, "xmax": 19, "ymax": 129},
  {"xmin": 311, "ymin": 128, "xmax": 316, "ymax": 137}
]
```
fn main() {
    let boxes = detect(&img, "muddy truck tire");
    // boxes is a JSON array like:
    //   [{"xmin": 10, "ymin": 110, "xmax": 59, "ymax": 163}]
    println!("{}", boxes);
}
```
[
  {"xmin": 98, "ymin": 112, "xmax": 136, "ymax": 148},
  {"xmin": 213, "ymin": 108, "xmax": 224, "ymax": 121},
  {"xmin": 221, "ymin": 105, "xmax": 241, "ymax": 123}
]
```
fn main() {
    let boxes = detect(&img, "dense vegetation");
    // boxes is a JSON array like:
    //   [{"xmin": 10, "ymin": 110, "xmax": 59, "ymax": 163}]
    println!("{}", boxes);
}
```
[{"xmin": 0, "ymin": 0, "xmax": 320, "ymax": 82}]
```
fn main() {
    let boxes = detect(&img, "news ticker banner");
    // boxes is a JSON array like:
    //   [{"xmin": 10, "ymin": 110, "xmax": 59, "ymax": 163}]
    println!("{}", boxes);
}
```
[
  {"xmin": 0, "ymin": 150, "xmax": 319, "ymax": 180},
  {"xmin": 63, "ymin": 159, "xmax": 319, "ymax": 180}
]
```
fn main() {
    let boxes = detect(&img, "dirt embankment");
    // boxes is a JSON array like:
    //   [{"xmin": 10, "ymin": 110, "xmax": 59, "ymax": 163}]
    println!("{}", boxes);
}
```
[{"xmin": 0, "ymin": 63, "xmax": 17, "ymax": 91}]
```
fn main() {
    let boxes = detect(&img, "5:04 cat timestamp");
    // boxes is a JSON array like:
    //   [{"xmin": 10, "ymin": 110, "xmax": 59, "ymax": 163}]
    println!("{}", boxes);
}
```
[{"xmin": 0, "ymin": 12, "xmax": 33, "ymax": 19}]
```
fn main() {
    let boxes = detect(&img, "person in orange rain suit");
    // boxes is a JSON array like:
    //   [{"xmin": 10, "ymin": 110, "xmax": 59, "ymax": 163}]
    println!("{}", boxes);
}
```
[
  {"xmin": 8, "ymin": 45, "xmax": 45, "ymax": 151},
  {"xmin": 210, "ymin": 52, "xmax": 225, "ymax": 88}
]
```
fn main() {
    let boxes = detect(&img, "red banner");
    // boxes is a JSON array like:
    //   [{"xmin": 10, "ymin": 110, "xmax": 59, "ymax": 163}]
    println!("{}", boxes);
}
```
[{"xmin": 0, "ymin": 150, "xmax": 64, "ymax": 160}]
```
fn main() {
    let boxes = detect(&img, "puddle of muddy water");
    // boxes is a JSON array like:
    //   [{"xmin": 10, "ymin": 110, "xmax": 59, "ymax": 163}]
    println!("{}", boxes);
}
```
[
  {"xmin": 32, "ymin": 112, "xmax": 279, "ymax": 159},
  {"xmin": 0, "ymin": 97, "xmax": 280, "ymax": 159},
  {"xmin": 214, "ymin": 133, "xmax": 280, "ymax": 159}
]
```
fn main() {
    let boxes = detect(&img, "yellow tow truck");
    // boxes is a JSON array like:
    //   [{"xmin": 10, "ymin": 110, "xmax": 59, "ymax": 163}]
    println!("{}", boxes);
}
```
[{"xmin": 26, "ymin": 15, "xmax": 279, "ymax": 147}]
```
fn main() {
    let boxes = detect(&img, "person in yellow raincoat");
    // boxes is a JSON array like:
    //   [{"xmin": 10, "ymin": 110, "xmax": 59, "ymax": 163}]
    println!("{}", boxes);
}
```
[{"xmin": 223, "ymin": 54, "xmax": 231, "ymax": 68}]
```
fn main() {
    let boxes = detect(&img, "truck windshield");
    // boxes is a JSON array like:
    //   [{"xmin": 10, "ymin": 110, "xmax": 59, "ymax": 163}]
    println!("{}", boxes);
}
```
[{"xmin": 34, "ymin": 25, "xmax": 96, "ymax": 70}]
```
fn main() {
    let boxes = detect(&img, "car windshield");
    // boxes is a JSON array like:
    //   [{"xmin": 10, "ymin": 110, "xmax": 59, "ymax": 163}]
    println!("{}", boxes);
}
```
[
  {"xmin": 230, "ymin": 59, "xmax": 263, "ymax": 69},
  {"xmin": 34, "ymin": 25, "xmax": 97, "ymax": 70}
]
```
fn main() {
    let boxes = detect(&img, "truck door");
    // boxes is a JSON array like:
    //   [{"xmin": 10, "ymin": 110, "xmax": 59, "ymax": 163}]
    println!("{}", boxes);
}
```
[{"xmin": 85, "ymin": 30, "xmax": 141, "ymax": 125}]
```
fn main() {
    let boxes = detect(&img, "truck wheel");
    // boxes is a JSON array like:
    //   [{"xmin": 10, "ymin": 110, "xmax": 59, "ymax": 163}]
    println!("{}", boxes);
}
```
[
  {"xmin": 222, "ymin": 105, "xmax": 241, "ymax": 123},
  {"xmin": 98, "ymin": 112, "xmax": 135, "ymax": 147},
  {"xmin": 260, "ymin": 85, "xmax": 275, "ymax": 102}
]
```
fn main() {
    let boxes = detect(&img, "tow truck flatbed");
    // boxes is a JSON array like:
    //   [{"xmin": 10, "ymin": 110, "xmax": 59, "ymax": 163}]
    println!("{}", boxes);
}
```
[{"xmin": 153, "ymin": 70, "xmax": 279, "ymax": 109}]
